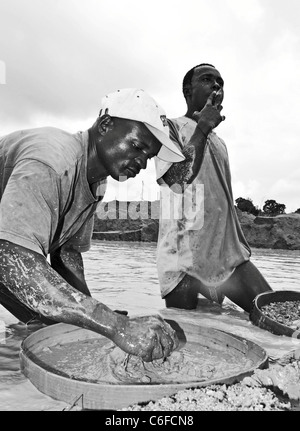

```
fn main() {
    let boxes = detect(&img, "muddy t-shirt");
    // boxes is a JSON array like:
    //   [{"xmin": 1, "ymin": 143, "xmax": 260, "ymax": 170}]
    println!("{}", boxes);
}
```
[
  {"xmin": 155, "ymin": 116, "xmax": 251, "ymax": 297},
  {"xmin": 0, "ymin": 127, "xmax": 106, "ymax": 256}
]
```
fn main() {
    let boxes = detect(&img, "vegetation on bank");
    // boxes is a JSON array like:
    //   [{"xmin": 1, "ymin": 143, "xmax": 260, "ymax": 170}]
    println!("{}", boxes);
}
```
[
  {"xmin": 93, "ymin": 199, "xmax": 300, "ymax": 250},
  {"xmin": 235, "ymin": 197, "xmax": 300, "ymax": 217}
]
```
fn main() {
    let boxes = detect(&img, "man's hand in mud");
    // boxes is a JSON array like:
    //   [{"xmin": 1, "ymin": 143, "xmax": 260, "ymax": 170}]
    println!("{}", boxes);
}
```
[
  {"xmin": 112, "ymin": 314, "xmax": 179, "ymax": 362},
  {"xmin": 193, "ymin": 90, "xmax": 225, "ymax": 136}
]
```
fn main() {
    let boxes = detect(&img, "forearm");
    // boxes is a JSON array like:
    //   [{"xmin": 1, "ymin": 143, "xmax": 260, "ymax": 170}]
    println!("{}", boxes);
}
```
[
  {"xmin": 0, "ymin": 240, "xmax": 179, "ymax": 360},
  {"xmin": 50, "ymin": 246, "xmax": 91, "ymax": 296},
  {"xmin": 162, "ymin": 125, "xmax": 208, "ymax": 188},
  {"xmin": 163, "ymin": 90, "xmax": 225, "ymax": 189},
  {"xmin": 0, "ymin": 240, "xmax": 125, "ymax": 339}
]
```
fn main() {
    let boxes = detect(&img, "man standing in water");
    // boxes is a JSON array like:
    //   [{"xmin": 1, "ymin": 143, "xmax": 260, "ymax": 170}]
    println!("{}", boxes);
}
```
[
  {"xmin": 155, "ymin": 63, "xmax": 273, "ymax": 312},
  {"xmin": 0, "ymin": 88, "xmax": 185, "ymax": 362}
]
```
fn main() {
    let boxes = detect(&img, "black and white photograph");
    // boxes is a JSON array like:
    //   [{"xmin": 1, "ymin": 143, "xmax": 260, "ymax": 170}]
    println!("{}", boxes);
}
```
[{"xmin": 0, "ymin": 0, "xmax": 300, "ymax": 415}]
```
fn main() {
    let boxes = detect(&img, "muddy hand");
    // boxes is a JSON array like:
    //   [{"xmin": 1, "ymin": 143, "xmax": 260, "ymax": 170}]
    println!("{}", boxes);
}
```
[
  {"xmin": 192, "ymin": 90, "xmax": 225, "ymax": 136},
  {"xmin": 112, "ymin": 314, "xmax": 179, "ymax": 362}
]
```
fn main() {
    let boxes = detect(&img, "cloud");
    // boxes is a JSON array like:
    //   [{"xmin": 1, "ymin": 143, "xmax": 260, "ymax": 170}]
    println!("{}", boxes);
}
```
[
  {"xmin": 0, "ymin": 60, "xmax": 5, "ymax": 84},
  {"xmin": 225, "ymin": 0, "xmax": 264, "ymax": 23},
  {"xmin": 0, "ymin": 1, "xmax": 170, "ymax": 125},
  {"xmin": 0, "ymin": 0, "xmax": 299, "ymax": 213},
  {"xmin": 268, "ymin": 173, "xmax": 300, "ymax": 212}
]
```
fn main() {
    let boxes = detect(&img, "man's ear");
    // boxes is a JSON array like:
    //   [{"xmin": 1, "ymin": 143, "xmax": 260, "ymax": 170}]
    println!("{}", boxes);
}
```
[
  {"xmin": 97, "ymin": 114, "xmax": 114, "ymax": 136},
  {"xmin": 183, "ymin": 84, "xmax": 192, "ymax": 100}
]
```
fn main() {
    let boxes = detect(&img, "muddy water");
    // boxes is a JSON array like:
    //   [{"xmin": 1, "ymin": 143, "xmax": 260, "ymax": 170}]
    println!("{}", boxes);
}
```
[
  {"xmin": 0, "ymin": 241, "xmax": 300, "ymax": 410},
  {"xmin": 35, "ymin": 338, "xmax": 254, "ymax": 385}
]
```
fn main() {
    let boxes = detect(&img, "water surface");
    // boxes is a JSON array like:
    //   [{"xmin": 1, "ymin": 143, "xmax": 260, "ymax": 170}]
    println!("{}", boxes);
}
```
[{"xmin": 0, "ymin": 241, "xmax": 300, "ymax": 410}]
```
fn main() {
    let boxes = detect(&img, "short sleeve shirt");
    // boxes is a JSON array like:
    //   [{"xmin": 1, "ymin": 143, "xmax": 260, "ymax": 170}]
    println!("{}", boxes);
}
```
[
  {"xmin": 155, "ymin": 116, "xmax": 250, "ymax": 297},
  {"xmin": 0, "ymin": 127, "xmax": 107, "ymax": 256}
]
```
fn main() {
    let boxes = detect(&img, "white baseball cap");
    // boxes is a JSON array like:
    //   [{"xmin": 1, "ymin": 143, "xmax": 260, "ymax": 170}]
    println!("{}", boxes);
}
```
[{"xmin": 99, "ymin": 88, "xmax": 185, "ymax": 163}]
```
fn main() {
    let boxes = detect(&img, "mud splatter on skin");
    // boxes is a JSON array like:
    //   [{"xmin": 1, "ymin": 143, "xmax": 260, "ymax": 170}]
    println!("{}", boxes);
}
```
[
  {"xmin": 50, "ymin": 246, "xmax": 90, "ymax": 296},
  {"xmin": 0, "ymin": 240, "xmax": 120, "ymax": 332},
  {"xmin": 162, "ymin": 126, "xmax": 208, "ymax": 189},
  {"xmin": 0, "ymin": 240, "xmax": 178, "ymax": 361},
  {"xmin": 163, "ymin": 146, "xmax": 195, "ymax": 187},
  {"xmin": 51, "ymin": 247, "xmax": 86, "ymax": 276}
]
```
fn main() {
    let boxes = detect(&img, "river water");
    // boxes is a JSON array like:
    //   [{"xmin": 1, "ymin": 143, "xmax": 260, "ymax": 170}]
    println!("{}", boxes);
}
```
[{"xmin": 0, "ymin": 241, "xmax": 300, "ymax": 410}]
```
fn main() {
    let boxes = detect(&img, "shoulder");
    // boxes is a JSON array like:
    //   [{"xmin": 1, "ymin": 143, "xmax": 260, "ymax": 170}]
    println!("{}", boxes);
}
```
[
  {"xmin": 27, "ymin": 127, "xmax": 84, "ymax": 153},
  {"xmin": 170, "ymin": 116, "xmax": 194, "ymax": 130},
  {"xmin": 2, "ymin": 127, "xmax": 86, "ymax": 175},
  {"xmin": 169, "ymin": 116, "xmax": 197, "ymax": 145}
]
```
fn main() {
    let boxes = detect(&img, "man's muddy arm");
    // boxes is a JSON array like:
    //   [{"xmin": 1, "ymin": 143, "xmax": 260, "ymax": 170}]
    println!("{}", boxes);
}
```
[
  {"xmin": 0, "ymin": 240, "xmax": 178, "ymax": 361},
  {"xmin": 50, "ymin": 246, "xmax": 127, "ymax": 315},
  {"xmin": 50, "ymin": 246, "xmax": 91, "ymax": 296},
  {"xmin": 162, "ymin": 125, "xmax": 208, "ymax": 187},
  {"xmin": 0, "ymin": 240, "xmax": 122, "ymax": 337},
  {"xmin": 163, "ymin": 91, "xmax": 225, "ymax": 188}
]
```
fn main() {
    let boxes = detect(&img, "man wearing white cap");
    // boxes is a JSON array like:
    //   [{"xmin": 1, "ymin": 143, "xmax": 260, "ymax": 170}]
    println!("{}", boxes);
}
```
[{"xmin": 0, "ymin": 88, "xmax": 182, "ymax": 362}]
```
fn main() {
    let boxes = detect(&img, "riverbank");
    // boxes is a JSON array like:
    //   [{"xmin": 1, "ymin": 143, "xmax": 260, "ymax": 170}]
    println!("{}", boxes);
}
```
[
  {"xmin": 93, "ymin": 200, "xmax": 300, "ymax": 250},
  {"xmin": 1, "ymin": 244, "xmax": 300, "ymax": 411}
]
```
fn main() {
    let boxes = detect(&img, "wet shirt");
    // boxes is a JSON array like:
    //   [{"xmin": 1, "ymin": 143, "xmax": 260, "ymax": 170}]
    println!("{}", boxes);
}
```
[
  {"xmin": 155, "ymin": 116, "xmax": 250, "ymax": 297},
  {"xmin": 0, "ymin": 127, "xmax": 107, "ymax": 256}
]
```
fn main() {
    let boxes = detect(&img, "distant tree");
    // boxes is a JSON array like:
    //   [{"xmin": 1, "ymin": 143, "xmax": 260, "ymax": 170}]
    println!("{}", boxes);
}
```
[
  {"xmin": 295, "ymin": 208, "xmax": 300, "ymax": 214},
  {"xmin": 262, "ymin": 199, "xmax": 286, "ymax": 216},
  {"xmin": 235, "ymin": 197, "xmax": 260, "ymax": 216}
]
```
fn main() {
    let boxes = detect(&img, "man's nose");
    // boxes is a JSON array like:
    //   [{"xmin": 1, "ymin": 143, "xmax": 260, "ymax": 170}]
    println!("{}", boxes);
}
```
[
  {"xmin": 136, "ymin": 154, "xmax": 148, "ymax": 170},
  {"xmin": 212, "ymin": 80, "xmax": 221, "ymax": 91}
]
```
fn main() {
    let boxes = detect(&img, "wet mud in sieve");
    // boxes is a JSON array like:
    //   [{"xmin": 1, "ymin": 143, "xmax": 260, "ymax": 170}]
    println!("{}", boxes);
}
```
[{"xmin": 36, "ymin": 337, "xmax": 254, "ymax": 385}]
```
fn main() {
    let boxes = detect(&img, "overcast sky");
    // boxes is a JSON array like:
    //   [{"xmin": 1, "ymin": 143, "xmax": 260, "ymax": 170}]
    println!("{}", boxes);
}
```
[{"xmin": 0, "ymin": 0, "xmax": 299, "ymax": 212}]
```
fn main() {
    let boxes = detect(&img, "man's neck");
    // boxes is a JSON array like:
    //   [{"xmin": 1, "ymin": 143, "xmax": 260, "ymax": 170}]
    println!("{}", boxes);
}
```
[
  {"xmin": 185, "ymin": 105, "xmax": 200, "ymax": 121},
  {"xmin": 87, "ymin": 129, "xmax": 107, "ymax": 184},
  {"xmin": 184, "ymin": 110, "xmax": 197, "ymax": 122}
]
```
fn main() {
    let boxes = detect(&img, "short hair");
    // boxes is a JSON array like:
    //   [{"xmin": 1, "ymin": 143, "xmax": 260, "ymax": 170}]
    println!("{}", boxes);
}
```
[{"xmin": 182, "ymin": 63, "xmax": 216, "ymax": 93}]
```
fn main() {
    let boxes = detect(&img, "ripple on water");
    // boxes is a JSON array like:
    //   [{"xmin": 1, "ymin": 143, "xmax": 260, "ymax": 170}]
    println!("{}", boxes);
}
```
[{"xmin": 0, "ymin": 241, "xmax": 300, "ymax": 410}]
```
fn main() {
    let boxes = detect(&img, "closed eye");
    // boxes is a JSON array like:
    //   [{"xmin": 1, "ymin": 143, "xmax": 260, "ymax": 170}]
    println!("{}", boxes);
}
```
[{"xmin": 132, "ymin": 142, "xmax": 148, "ymax": 156}]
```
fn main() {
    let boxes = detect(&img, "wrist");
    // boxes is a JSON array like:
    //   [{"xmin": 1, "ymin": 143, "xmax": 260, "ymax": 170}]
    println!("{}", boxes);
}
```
[
  {"xmin": 196, "ymin": 122, "xmax": 210, "ymax": 138},
  {"xmin": 90, "ymin": 302, "xmax": 127, "ymax": 339}
]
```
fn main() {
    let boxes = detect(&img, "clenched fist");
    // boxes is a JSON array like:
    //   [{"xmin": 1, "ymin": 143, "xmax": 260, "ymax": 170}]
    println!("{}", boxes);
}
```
[{"xmin": 112, "ymin": 314, "xmax": 179, "ymax": 362}]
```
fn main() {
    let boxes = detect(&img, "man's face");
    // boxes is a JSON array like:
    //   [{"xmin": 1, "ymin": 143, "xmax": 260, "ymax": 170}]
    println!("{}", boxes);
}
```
[
  {"xmin": 98, "ymin": 118, "xmax": 162, "ymax": 181},
  {"xmin": 187, "ymin": 65, "xmax": 224, "ymax": 112}
]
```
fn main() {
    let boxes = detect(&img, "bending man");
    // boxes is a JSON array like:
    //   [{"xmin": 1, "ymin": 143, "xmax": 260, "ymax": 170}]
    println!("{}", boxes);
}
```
[{"xmin": 0, "ymin": 88, "xmax": 184, "ymax": 362}]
